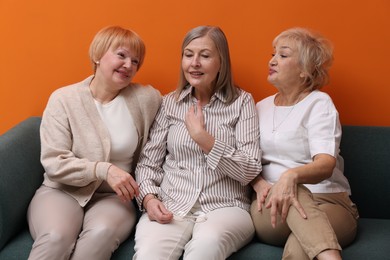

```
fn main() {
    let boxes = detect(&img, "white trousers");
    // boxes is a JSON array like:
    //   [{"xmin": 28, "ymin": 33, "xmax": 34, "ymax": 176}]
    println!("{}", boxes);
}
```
[{"xmin": 133, "ymin": 205, "xmax": 254, "ymax": 260}]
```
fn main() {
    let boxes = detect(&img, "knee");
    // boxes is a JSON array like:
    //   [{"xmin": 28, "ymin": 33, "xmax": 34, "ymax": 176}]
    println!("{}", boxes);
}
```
[
  {"xmin": 192, "ymin": 233, "xmax": 229, "ymax": 254},
  {"xmin": 33, "ymin": 230, "xmax": 76, "ymax": 255},
  {"xmin": 83, "ymin": 225, "xmax": 118, "ymax": 242}
]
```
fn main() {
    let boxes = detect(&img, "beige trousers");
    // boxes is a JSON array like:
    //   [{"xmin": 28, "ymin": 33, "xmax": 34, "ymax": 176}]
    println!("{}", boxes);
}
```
[
  {"xmin": 250, "ymin": 185, "xmax": 359, "ymax": 260},
  {"xmin": 133, "ymin": 204, "xmax": 254, "ymax": 260},
  {"xmin": 27, "ymin": 185, "xmax": 137, "ymax": 260}
]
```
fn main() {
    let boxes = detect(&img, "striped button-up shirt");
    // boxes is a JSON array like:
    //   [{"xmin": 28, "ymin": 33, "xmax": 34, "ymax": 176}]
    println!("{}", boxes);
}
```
[{"xmin": 136, "ymin": 85, "xmax": 262, "ymax": 215}]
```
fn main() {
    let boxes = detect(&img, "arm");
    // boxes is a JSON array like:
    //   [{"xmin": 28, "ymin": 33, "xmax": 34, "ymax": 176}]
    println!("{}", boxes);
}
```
[
  {"xmin": 266, "ymin": 154, "xmax": 335, "ymax": 227},
  {"xmin": 135, "ymin": 100, "xmax": 173, "ymax": 223},
  {"xmin": 185, "ymin": 92, "xmax": 262, "ymax": 185},
  {"xmin": 40, "ymin": 91, "xmax": 111, "ymax": 187}
]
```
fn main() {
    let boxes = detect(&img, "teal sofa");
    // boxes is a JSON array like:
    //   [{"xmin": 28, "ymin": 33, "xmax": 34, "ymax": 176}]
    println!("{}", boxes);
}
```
[{"xmin": 1, "ymin": 117, "xmax": 390, "ymax": 259}]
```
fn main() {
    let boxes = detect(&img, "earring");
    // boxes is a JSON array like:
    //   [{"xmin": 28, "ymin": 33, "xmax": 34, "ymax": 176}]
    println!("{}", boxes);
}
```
[{"xmin": 95, "ymin": 61, "xmax": 100, "ymax": 65}]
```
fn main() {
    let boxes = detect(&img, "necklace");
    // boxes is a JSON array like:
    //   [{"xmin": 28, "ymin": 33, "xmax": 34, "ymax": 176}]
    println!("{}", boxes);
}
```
[
  {"xmin": 272, "ymin": 92, "xmax": 305, "ymax": 133},
  {"xmin": 272, "ymin": 105, "xmax": 296, "ymax": 133}
]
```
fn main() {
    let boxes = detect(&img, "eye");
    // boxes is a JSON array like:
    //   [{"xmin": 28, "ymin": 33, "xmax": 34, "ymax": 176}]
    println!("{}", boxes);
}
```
[
  {"xmin": 132, "ymin": 59, "xmax": 139, "ymax": 65},
  {"xmin": 201, "ymin": 54, "xmax": 209, "ymax": 58},
  {"xmin": 117, "ymin": 52, "xmax": 126, "ymax": 58},
  {"xmin": 184, "ymin": 53, "xmax": 193, "ymax": 58}
]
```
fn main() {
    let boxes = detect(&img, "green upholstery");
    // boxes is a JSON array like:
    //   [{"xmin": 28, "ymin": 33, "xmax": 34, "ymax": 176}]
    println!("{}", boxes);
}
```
[
  {"xmin": 340, "ymin": 126, "xmax": 390, "ymax": 219},
  {"xmin": 1, "ymin": 117, "xmax": 390, "ymax": 259},
  {"xmin": 0, "ymin": 117, "xmax": 44, "ymax": 251}
]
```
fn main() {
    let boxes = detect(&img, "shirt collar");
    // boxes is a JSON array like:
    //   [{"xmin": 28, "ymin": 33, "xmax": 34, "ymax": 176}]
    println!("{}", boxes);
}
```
[{"xmin": 176, "ymin": 85, "xmax": 228, "ymax": 104}]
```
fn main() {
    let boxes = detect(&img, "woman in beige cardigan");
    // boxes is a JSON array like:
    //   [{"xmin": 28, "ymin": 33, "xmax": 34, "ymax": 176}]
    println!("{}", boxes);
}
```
[{"xmin": 27, "ymin": 26, "xmax": 161, "ymax": 260}]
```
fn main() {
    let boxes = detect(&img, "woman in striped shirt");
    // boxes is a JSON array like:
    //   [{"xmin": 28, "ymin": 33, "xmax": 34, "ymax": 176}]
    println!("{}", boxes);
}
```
[{"xmin": 133, "ymin": 25, "xmax": 262, "ymax": 260}]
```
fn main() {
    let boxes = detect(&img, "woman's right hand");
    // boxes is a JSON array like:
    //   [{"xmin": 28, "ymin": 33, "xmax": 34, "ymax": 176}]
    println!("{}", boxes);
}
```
[
  {"xmin": 251, "ymin": 175, "xmax": 272, "ymax": 212},
  {"xmin": 107, "ymin": 165, "xmax": 139, "ymax": 202},
  {"xmin": 143, "ymin": 194, "xmax": 173, "ymax": 224}
]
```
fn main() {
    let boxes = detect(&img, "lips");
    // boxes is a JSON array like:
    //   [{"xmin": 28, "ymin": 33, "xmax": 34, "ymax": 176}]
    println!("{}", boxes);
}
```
[
  {"xmin": 116, "ymin": 69, "xmax": 130, "ymax": 78},
  {"xmin": 189, "ymin": 71, "xmax": 204, "ymax": 76},
  {"xmin": 269, "ymin": 69, "xmax": 276, "ymax": 75}
]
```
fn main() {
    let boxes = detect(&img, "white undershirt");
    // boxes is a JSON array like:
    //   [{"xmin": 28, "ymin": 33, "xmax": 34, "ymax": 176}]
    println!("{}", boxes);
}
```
[{"xmin": 94, "ymin": 94, "xmax": 138, "ymax": 172}]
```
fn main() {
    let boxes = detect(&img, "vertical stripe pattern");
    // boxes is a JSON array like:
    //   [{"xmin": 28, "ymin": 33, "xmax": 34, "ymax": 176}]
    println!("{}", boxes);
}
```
[{"xmin": 136, "ymin": 86, "xmax": 262, "ymax": 215}]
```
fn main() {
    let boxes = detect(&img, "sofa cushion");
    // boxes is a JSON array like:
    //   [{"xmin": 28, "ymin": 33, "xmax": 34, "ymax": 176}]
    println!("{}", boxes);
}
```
[
  {"xmin": 0, "ymin": 117, "xmax": 44, "ymax": 250},
  {"xmin": 341, "ymin": 126, "xmax": 390, "ymax": 219}
]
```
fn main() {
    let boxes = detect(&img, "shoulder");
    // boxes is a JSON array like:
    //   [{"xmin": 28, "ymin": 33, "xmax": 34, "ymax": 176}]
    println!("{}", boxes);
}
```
[
  {"xmin": 309, "ymin": 90, "xmax": 332, "ymax": 101},
  {"xmin": 305, "ymin": 90, "xmax": 336, "ymax": 109},
  {"xmin": 230, "ymin": 88, "xmax": 255, "ymax": 105},
  {"xmin": 161, "ymin": 90, "xmax": 179, "ymax": 104},
  {"xmin": 123, "ymin": 83, "xmax": 162, "ymax": 103},
  {"xmin": 48, "ymin": 77, "xmax": 90, "ymax": 104},
  {"xmin": 256, "ymin": 94, "xmax": 275, "ymax": 108}
]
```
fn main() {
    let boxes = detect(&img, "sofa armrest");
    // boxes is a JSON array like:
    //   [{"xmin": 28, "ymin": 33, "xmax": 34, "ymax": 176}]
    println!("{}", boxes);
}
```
[{"xmin": 0, "ymin": 117, "xmax": 44, "ymax": 250}]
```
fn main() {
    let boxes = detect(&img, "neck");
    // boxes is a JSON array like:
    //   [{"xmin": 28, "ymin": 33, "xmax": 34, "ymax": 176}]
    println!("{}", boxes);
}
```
[
  {"xmin": 89, "ymin": 77, "xmax": 120, "ymax": 104},
  {"xmin": 193, "ymin": 88, "xmax": 213, "ymax": 106},
  {"xmin": 275, "ymin": 88, "xmax": 309, "ymax": 106}
]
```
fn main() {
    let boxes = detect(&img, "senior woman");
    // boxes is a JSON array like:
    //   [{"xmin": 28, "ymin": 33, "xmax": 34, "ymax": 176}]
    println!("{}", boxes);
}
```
[
  {"xmin": 250, "ymin": 28, "xmax": 359, "ymax": 260},
  {"xmin": 133, "ymin": 25, "xmax": 262, "ymax": 260},
  {"xmin": 27, "ymin": 26, "xmax": 161, "ymax": 260}
]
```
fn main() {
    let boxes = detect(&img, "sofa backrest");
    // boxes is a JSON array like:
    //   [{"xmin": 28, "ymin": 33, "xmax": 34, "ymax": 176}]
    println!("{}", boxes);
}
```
[
  {"xmin": 0, "ymin": 116, "xmax": 44, "ymax": 250},
  {"xmin": 340, "ymin": 125, "xmax": 390, "ymax": 219}
]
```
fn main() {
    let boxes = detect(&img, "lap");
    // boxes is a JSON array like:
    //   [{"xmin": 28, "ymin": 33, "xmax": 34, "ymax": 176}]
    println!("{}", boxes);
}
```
[{"xmin": 27, "ymin": 185, "xmax": 84, "ymax": 239}]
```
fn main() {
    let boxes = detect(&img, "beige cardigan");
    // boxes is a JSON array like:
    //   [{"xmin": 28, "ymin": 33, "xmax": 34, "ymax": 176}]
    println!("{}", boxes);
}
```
[{"xmin": 40, "ymin": 76, "xmax": 161, "ymax": 206}]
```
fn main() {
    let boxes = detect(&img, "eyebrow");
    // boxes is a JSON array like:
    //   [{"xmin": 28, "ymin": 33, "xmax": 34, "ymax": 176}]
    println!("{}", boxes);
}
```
[
  {"xmin": 184, "ymin": 47, "xmax": 212, "ymax": 52},
  {"xmin": 279, "ymin": 45, "xmax": 293, "ymax": 50}
]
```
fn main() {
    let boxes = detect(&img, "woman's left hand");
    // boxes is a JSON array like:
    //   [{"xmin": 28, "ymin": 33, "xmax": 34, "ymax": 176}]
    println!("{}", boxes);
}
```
[{"xmin": 265, "ymin": 170, "xmax": 307, "ymax": 228}]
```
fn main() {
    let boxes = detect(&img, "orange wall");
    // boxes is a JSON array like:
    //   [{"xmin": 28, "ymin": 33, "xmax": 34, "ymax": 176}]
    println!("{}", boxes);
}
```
[{"xmin": 1, "ymin": 0, "xmax": 389, "ymax": 134}]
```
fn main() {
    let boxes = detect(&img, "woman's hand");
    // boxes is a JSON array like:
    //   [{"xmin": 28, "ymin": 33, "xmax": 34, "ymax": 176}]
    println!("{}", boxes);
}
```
[
  {"xmin": 185, "ymin": 102, "xmax": 214, "ymax": 153},
  {"xmin": 107, "ymin": 165, "xmax": 139, "ymax": 202},
  {"xmin": 143, "ymin": 194, "xmax": 173, "ymax": 224},
  {"xmin": 185, "ymin": 102, "xmax": 206, "ymax": 141},
  {"xmin": 251, "ymin": 175, "xmax": 272, "ymax": 212},
  {"xmin": 266, "ymin": 170, "xmax": 307, "ymax": 228}
]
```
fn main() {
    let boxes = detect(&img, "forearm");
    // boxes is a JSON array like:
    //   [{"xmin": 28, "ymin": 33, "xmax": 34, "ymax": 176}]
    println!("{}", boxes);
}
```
[{"xmin": 282, "ymin": 154, "xmax": 336, "ymax": 185}]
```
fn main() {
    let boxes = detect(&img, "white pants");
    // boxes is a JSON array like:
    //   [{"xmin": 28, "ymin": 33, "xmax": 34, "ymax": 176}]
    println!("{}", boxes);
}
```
[{"xmin": 133, "ymin": 205, "xmax": 254, "ymax": 260}]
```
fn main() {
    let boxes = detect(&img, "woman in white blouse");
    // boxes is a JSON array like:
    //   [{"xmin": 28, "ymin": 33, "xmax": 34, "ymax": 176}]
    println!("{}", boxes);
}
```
[
  {"xmin": 250, "ymin": 28, "xmax": 359, "ymax": 260},
  {"xmin": 133, "ymin": 25, "xmax": 262, "ymax": 260}
]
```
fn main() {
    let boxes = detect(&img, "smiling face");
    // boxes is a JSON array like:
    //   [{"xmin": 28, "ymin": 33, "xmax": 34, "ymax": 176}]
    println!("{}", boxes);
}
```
[
  {"xmin": 268, "ymin": 38, "xmax": 304, "ymax": 90},
  {"xmin": 182, "ymin": 36, "xmax": 221, "ymax": 91},
  {"xmin": 96, "ymin": 46, "xmax": 139, "ymax": 90}
]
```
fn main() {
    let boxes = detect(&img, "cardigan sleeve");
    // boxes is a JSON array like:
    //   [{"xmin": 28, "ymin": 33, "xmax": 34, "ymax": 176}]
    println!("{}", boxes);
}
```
[{"xmin": 40, "ymin": 87, "xmax": 111, "ymax": 187}]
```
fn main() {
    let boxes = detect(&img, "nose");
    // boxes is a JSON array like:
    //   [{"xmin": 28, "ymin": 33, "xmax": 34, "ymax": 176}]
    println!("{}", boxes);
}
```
[
  {"xmin": 191, "ymin": 55, "xmax": 201, "ymax": 67},
  {"xmin": 123, "ymin": 58, "xmax": 134, "ymax": 69},
  {"xmin": 269, "ymin": 56, "xmax": 277, "ymax": 66}
]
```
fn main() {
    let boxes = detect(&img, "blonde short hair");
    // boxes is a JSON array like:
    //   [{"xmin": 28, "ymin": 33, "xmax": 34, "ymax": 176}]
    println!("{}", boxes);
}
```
[
  {"xmin": 89, "ymin": 26, "xmax": 145, "ymax": 72},
  {"xmin": 274, "ymin": 27, "xmax": 334, "ymax": 90}
]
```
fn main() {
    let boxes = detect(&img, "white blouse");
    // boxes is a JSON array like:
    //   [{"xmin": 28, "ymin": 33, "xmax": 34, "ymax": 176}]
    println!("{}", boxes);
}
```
[{"xmin": 256, "ymin": 90, "xmax": 351, "ymax": 194}]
